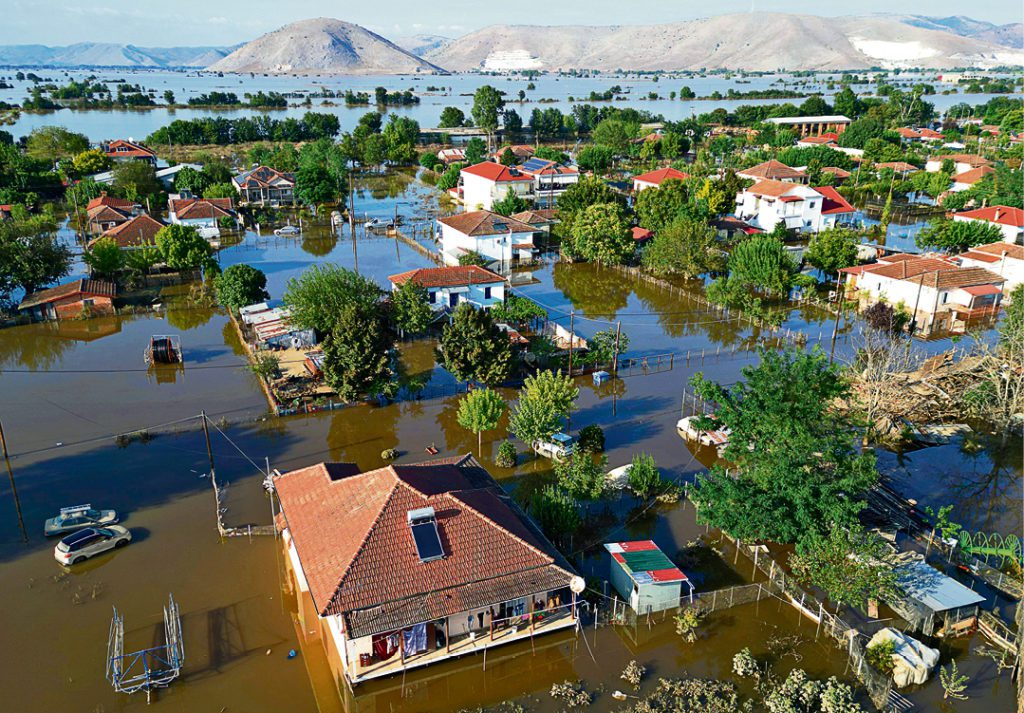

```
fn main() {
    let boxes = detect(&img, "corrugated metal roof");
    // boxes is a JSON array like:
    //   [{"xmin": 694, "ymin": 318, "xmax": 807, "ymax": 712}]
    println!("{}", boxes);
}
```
[{"xmin": 896, "ymin": 561, "xmax": 985, "ymax": 613}]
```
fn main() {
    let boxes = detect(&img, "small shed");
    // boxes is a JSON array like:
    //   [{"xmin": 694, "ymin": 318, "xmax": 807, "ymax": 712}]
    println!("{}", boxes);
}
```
[
  {"xmin": 604, "ymin": 540, "xmax": 693, "ymax": 614},
  {"xmin": 889, "ymin": 561, "xmax": 985, "ymax": 636}
]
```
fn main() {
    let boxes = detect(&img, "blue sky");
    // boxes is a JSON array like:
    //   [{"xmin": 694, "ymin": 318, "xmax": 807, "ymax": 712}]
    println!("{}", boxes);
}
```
[{"xmin": 1, "ymin": 1, "xmax": 1020, "ymax": 46}]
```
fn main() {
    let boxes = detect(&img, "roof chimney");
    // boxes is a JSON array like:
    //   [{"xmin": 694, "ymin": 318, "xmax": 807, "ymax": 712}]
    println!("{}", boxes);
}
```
[{"xmin": 994, "ymin": 208, "xmax": 1001, "ymax": 221}]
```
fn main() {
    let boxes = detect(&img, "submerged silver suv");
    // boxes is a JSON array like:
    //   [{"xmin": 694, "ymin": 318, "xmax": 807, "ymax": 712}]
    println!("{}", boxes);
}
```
[{"xmin": 54, "ymin": 526, "xmax": 132, "ymax": 565}]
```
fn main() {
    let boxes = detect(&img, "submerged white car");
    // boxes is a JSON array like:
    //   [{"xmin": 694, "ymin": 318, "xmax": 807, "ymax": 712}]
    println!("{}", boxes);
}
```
[
  {"xmin": 44, "ymin": 504, "xmax": 118, "ymax": 537},
  {"xmin": 54, "ymin": 526, "xmax": 132, "ymax": 566},
  {"xmin": 274, "ymin": 225, "xmax": 301, "ymax": 236},
  {"xmin": 533, "ymin": 433, "xmax": 575, "ymax": 461}
]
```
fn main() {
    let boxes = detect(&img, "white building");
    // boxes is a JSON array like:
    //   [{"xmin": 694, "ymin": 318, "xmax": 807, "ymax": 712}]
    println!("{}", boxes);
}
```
[
  {"xmin": 437, "ymin": 211, "xmax": 538, "ymax": 267},
  {"xmin": 457, "ymin": 159, "xmax": 579, "ymax": 211},
  {"xmin": 388, "ymin": 265, "xmax": 506, "ymax": 311},
  {"xmin": 764, "ymin": 115, "xmax": 851, "ymax": 137},
  {"xmin": 841, "ymin": 254, "xmax": 1004, "ymax": 335},
  {"xmin": 167, "ymin": 195, "xmax": 236, "ymax": 239},
  {"xmin": 632, "ymin": 167, "xmax": 690, "ymax": 192},
  {"xmin": 959, "ymin": 242, "xmax": 1024, "ymax": 298},
  {"xmin": 953, "ymin": 206, "xmax": 1024, "ymax": 245},
  {"xmin": 950, "ymin": 166, "xmax": 995, "ymax": 192},
  {"xmin": 735, "ymin": 180, "xmax": 854, "ymax": 233}
]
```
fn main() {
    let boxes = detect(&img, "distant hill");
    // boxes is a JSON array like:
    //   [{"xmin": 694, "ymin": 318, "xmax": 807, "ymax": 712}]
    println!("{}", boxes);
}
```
[
  {"xmin": 208, "ymin": 18, "xmax": 446, "ymax": 74},
  {"xmin": 424, "ymin": 13, "xmax": 1024, "ymax": 71},
  {"xmin": 0, "ymin": 43, "xmax": 233, "ymax": 68},
  {"xmin": 899, "ymin": 15, "xmax": 1023, "ymax": 50},
  {"xmin": 392, "ymin": 34, "xmax": 451, "ymax": 58}
]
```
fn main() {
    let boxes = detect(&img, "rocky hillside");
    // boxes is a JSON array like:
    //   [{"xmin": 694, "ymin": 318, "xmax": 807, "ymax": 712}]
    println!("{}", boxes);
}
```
[
  {"xmin": 899, "ymin": 15, "xmax": 1023, "ymax": 50},
  {"xmin": 424, "ymin": 13, "xmax": 1024, "ymax": 71},
  {"xmin": 208, "ymin": 18, "xmax": 445, "ymax": 74},
  {"xmin": 0, "ymin": 42, "xmax": 232, "ymax": 68}
]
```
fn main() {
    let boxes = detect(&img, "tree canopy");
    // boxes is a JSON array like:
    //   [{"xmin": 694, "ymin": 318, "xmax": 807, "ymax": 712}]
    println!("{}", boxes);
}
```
[
  {"xmin": 457, "ymin": 388, "xmax": 506, "ymax": 455},
  {"xmin": 283, "ymin": 263, "xmax": 383, "ymax": 334},
  {"xmin": 570, "ymin": 203, "xmax": 634, "ymax": 265},
  {"xmin": 509, "ymin": 369, "xmax": 579, "ymax": 447},
  {"xmin": 916, "ymin": 218, "xmax": 1005, "ymax": 252},
  {"xmin": 805, "ymin": 227, "xmax": 860, "ymax": 276},
  {"xmin": 154, "ymin": 224, "xmax": 218, "ymax": 274},
  {"xmin": 322, "ymin": 303, "xmax": 395, "ymax": 402},
  {"xmin": 214, "ymin": 264, "xmax": 268, "ymax": 311},
  {"xmin": 390, "ymin": 279, "xmax": 433, "ymax": 335},
  {"xmin": 436, "ymin": 303, "xmax": 513, "ymax": 385}
]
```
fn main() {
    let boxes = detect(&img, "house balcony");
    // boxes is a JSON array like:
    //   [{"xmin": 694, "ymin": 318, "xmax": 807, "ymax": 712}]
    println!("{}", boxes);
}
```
[{"xmin": 349, "ymin": 601, "xmax": 577, "ymax": 684}]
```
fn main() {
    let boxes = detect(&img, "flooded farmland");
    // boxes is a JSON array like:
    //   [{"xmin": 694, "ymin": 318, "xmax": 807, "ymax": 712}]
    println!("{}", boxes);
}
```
[{"xmin": 0, "ymin": 171, "xmax": 1019, "ymax": 713}]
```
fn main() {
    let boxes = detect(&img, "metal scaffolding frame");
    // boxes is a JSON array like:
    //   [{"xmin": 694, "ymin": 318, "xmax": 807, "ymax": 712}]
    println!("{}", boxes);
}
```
[{"xmin": 106, "ymin": 594, "xmax": 185, "ymax": 703}]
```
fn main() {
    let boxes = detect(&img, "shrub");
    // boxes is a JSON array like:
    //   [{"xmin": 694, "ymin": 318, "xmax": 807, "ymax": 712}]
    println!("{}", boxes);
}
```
[
  {"xmin": 732, "ymin": 647, "xmax": 759, "ymax": 678},
  {"xmin": 496, "ymin": 440, "xmax": 517, "ymax": 468},
  {"xmin": 865, "ymin": 639, "xmax": 896, "ymax": 674},
  {"xmin": 628, "ymin": 453, "xmax": 662, "ymax": 498},
  {"xmin": 576, "ymin": 424, "xmax": 605, "ymax": 453},
  {"xmin": 381, "ymin": 448, "xmax": 399, "ymax": 461}
]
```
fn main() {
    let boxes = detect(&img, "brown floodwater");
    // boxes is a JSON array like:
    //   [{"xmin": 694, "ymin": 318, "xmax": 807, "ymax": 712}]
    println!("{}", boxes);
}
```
[{"xmin": 1, "ymin": 173, "xmax": 1018, "ymax": 712}]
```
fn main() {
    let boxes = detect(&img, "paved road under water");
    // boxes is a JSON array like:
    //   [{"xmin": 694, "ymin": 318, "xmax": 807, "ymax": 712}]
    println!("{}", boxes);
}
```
[{"xmin": 0, "ymin": 176, "xmax": 1018, "ymax": 712}]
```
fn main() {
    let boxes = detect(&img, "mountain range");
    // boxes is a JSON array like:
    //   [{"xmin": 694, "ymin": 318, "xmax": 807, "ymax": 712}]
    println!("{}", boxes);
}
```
[{"xmin": 0, "ymin": 14, "xmax": 1020, "ymax": 73}]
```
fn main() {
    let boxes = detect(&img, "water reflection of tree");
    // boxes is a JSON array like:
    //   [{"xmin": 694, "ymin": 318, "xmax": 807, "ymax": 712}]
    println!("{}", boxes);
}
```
[
  {"xmin": 434, "ymin": 394, "xmax": 477, "ymax": 455},
  {"xmin": 551, "ymin": 262, "xmax": 629, "ymax": 319},
  {"xmin": 165, "ymin": 307, "xmax": 216, "ymax": 331},
  {"xmin": 941, "ymin": 434, "xmax": 1023, "ymax": 534},
  {"xmin": 300, "ymin": 231, "xmax": 338, "ymax": 257},
  {"xmin": 325, "ymin": 402, "xmax": 400, "ymax": 466},
  {"xmin": 221, "ymin": 320, "xmax": 247, "ymax": 357},
  {"xmin": 0, "ymin": 322, "xmax": 76, "ymax": 371}
]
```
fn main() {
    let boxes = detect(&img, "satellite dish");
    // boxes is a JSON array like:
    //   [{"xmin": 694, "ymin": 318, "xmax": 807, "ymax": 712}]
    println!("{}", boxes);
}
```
[{"xmin": 569, "ymin": 576, "xmax": 585, "ymax": 594}]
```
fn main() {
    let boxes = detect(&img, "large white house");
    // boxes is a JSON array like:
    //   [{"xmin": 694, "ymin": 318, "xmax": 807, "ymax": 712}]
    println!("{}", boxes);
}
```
[
  {"xmin": 457, "ymin": 159, "xmax": 579, "ymax": 211},
  {"xmin": 841, "ymin": 254, "xmax": 1004, "ymax": 335},
  {"xmin": 437, "ymin": 210, "xmax": 538, "ymax": 267},
  {"xmin": 167, "ymin": 195, "xmax": 237, "ymax": 239},
  {"xmin": 925, "ymin": 154, "xmax": 991, "ymax": 175},
  {"xmin": 388, "ymin": 265, "xmax": 506, "ymax": 311},
  {"xmin": 959, "ymin": 242, "xmax": 1024, "ymax": 298},
  {"xmin": 735, "ymin": 180, "xmax": 854, "ymax": 233},
  {"xmin": 953, "ymin": 206, "xmax": 1024, "ymax": 245}
]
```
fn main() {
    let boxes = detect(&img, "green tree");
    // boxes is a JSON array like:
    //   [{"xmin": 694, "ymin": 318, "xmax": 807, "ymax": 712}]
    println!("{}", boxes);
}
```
[
  {"xmin": 554, "ymin": 453, "xmax": 607, "ymax": 500},
  {"xmin": 322, "ymin": 303, "xmax": 396, "ymax": 401},
  {"xmin": 940, "ymin": 661, "xmax": 970, "ymax": 701},
  {"xmin": 837, "ymin": 117, "xmax": 885, "ymax": 149},
  {"xmin": 627, "ymin": 453, "xmax": 662, "ymax": 499},
  {"xmin": 556, "ymin": 176, "xmax": 623, "ymax": 253},
  {"xmin": 529, "ymin": 485, "xmax": 580, "ymax": 548},
  {"xmin": 805, "ymin": 227, "xmax": 859, "ymax": 276},
  {"xmin": 419, "ymin": 152, "xmax": 440, "ymax": 170},
  {"xmin": 490, "ymin": 294, "xmax": 546, "ymax": 325},
  {"xmin": 689, "ymin": 348, "xmax": 878, "ymax": 545},
  {"xmin": 163, "ymin": 89, "xmax": 175, "ymax": 105},
  {"xmin": 390, "ymin": 279, "xmax": 433, "ymax": 335},
  {"xmin": 583, "ymin": 327, "xmax": 628, "ymax": 365},
  {"xmin": 283, "ymin": 264, "xmax": 382, "ymax": 335},
  {"xmin": 382, "ymin": 115, "xmax": 420, "ymax": 164},
  {"xmin": 0, "ymin": 213, "xmax": 69, "ymax": 301},
  {"xmin": 592, "ymin": 118, "xmax": 635, "ymax": 154},
  {"xmin": 112, "ymin": 160, "xmax": 162, "ymax": 203},
  {"xmin": 464, "ymin": 137, "xmax": 487, "ymax": 165},
  {"xmin": 26, "ymin": 126, "xmax": 89, "ymax": 164},
  {"xmin": 82, "ymin": 237, "xmax": 124, "ymax": 279},
  {"xmin": 214, "ymin": 263, "xmax": 268, "ymax": 311},
  {"xmin": 439, "ymin": 106, "xmax": 466, "ymax": 128},
  {"xmin": 491, "ymin": 187, "xmax": 528, "ymax": 216},
  {"xmin": 471, "ymin": 85, "xmax": 505, "ymax": 148},
  {"xmin": 916, "ymin": 219, "xmax": 1004, "ymax": 252},
  {"xmin": 437, "ymin": 303, "xmax": 513, "ymax": 385},
  {"xmin": 789, "ymin": 526, "xmax": 900, "ymax": 608},
  {"xmin": 457, "ymin": 387, "xmax": 506, "ymax": 455},
  {"xmin": 437, "ymin": 163, "xmax": 463, "ymax": 192},
  {"xmin": 498, "ymin": 147, "xmax": 516, "ymax": 166},
  {"xmin": 295, "ymin": 161, "xmax": 334, "ymax": 205},
  {"xmin": 154, "ymin": 224, "xmax": 218, "ymax": 274},
  {"xmin": 641, "ymin": 215, "xmax": 723, "ymax": 278},
  {"xmin": 728, "ymin": 235, "xmax": 798, "ymax": 297},
  {"xmin": 571, "ymin": 202, "xmax": 633, "ymax": 265},
  {"xmin": 576, "ymin": 145, "xmax": 615, "ymax": 174},
  {"xmin": 509, "ymin": 369, "xmax": 579, "ymax": 447},
  {"xmin": 70, "ymin": 149, "xmax": 110, "ymax": 176},
  {"xmin": 634, "ymin": 179, "xmax": 690, "ymax": 232}
]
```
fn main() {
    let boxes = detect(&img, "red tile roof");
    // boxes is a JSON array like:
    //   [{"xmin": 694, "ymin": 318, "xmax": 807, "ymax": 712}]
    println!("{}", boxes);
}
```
[
  {"xmin": 275, "ymin": 454, "xmax": 574, "ymax": 635},
  {"xmin": 491, "ymin": 145, "xmax": 535, "ymax": 160},
  {"xmin": 19, "ymin": 279, "xmax": 116, "ymax": 310},
  {"xmin": 92, "ymin": 214, "xmax": 165, "ymax": 248},
  {"xmin": 169, "ymin": 197, "xmax": 235, "ymax": 220},
  {"xmin": 511, "ymin": 208, "xmax": 558, "ymax": 225},
  {"xmin": 961, "ymin": 242, "xmax": 1024, "ymax": 262},
  {"xmin": 737, "ymin": 160, "xmax": 806, "ymax": 181},
  {"xmin": 460, "ymin": 162, "xmax": 533, "ymax": 182},
  {"xmin": 798, "ymin": 135, "xmax": 835, "ymax": 145},
  {"xmin": 956, "ymin": 206, "xmax": 1024, "ymax": 228},
  {"xmin": 821, "ymin": 166, "xmax": 851, "ymax": 179},
  {"xmin": 388, "ymin": 265, "xmax": 505, "ymax": 288},
  {"xmin": 631, "ymin": 227, "xmax": 654, "ymax": 241},
  {"xmin": 815, "ymin": 186, "xmax": 854, "ymax": 215},
  {"xmin": 934, "ymin": 154, "xmax": 991, "ymax": 168},
  {"xmin": 633, "ymin": 167, "xmax": 689, "ymax": 186},
  {"xmin": 233, "ymin": 165, "xmax": 295, "ymax": 189},
  {"xmin": 745, "ymin": 179, "xmax": 804, "ymax": 198},
  {"xmin": 875, "ymin": 161, "xmax": 919, "ymax": 173},
  {"xmin": 952, "ymin": 166, "xmax": 995, "ymax": 185},
  {"xmin": 104, "ymin": 139, "xmax": 156, "ymax": 159},
  {"xmin": 897, "ymin": 128, "xmax": 922, "ymax": 139},
  {"xmin": 961, "ymin": 284, "xmax": 1001, "ymax": 296},
  {"xmin": 86, "ymin": 193, "xmax": 136, "ymax": 211},
  {"xmin": 438, "ymin": 210, "xmax": 536, "ymax": 237}
]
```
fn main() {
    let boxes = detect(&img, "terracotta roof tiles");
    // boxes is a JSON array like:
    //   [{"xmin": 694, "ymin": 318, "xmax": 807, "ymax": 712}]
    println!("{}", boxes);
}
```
[{"xmin": 388, "ymin": 265, "xmax": 505, "ymax": 288}]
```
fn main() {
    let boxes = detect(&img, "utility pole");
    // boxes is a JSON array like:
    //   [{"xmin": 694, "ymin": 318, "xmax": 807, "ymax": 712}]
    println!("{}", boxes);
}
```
[
  {"xmin": 567, "ymin": 311, "xmax": 576, "ymax": 374},
  {"xmin": 611, "ymin": 321, "xmax": 622, "ymax": 376},
  {"xmin": 4, "ymin": 455, "xmax": 27, "ymax": 543},
  {"xmin": 829, "ymin": 274, "xmax": 844, "ymax": 364},
  {"xmin": 0, "ymin": 418, "xmax": 7, "ymax": 459},
  {"xmin": 200, "ymin": 411, "xmax": 220, "ymax": 529}
]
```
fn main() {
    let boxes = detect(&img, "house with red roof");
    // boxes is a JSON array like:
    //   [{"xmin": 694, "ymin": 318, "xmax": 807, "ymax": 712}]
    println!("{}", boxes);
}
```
[
  {"xmin": 736, "ymin": 159, "xmax": 808, "ymax": 185},
  {"xmin": 18, "ymin": 278, "xmax": 117, "ymax": 320},
  {"xmin": 953, "ymin": 206, "xmax": 1024, "ymax": 245},
  {"xmin": 458, "ymin": 159, "xmax": 579, "ymax": 211},
  {"xmin": 437, "ymin": 210, "xmax": 538, "ymax": 266},
  {"xmin": 950, "ymin": 165, "xmax": 995, "ymax": 192},
  {"xmin": 0, "ymin": 204, "xmax": 13, "ymax": 221},
  {"xmin": 101, "ymin": 139, "xmax": 157, "ymax": 166},
  {"xmin": 604, "ymin": 540, "xmax": 693, "ymax": 613},
  {"xmin": 631, "ymin": 167, "xmax": 690, "ymax": 192},
  {"xmin": 796, "ymin": 132, "xmax": 838, "ymax": 148},
  {"xmin": 168, "ymin": 194, "xmax": 237, "ymax": 238},
  {"xmin": 232, "ymin": 165, "xmax": 296, "ymax": 205},
  {"xmin": 735, "ymin": 180, "xmax": 854, "ymax": 233},
  {"xmin": 274, "ymin": 454, "xmax": 578, "ymax": 686},
  {"xmin": 959, "ymin": 242, "xmax": 1024, "ymax": 298},
  {"xmin": 84, "ymin": 192, "xmax": 142, "ymax": 234},
  {"xmin": 925, "ymin": 154, "xmax": 991, "ymax": 175},
  {"xmin": 388, "ymin": 265, "xmax": 506, "ymax": 311},
  {"xmin": 841, "ymin": 254, "xmax": 1004, "ymax": 335},
  {"xmin": 89, "ymin": 214, "xmax": 165, "ymax": 249}
]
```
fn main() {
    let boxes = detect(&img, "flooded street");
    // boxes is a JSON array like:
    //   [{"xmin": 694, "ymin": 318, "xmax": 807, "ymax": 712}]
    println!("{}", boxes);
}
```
[{"xmin": 0, "ymin": 171, "xmax": 1019, "ymax": 712}]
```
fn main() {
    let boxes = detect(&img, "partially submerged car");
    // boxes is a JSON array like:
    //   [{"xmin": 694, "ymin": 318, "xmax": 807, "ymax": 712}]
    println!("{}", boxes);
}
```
[
  {"xmin": 533, "ymin": 432, "xmax": 575, "ymax": 461},
  {"xmin": 44, "ymin": 504, "xmax": 118, "ymax": 537},
  {"xmin": 274, "ymin": 224, "xmax": 301, "ymax": 236},
  {"xmin": 54, "ymin": 526, "xmax": 132, "ymax": 566}
]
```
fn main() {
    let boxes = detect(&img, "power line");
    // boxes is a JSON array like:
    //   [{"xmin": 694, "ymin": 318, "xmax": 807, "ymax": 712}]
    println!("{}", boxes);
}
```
[{"xmin": 0, "ymin": 363, "xmax": 250, "ymax": 374}]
